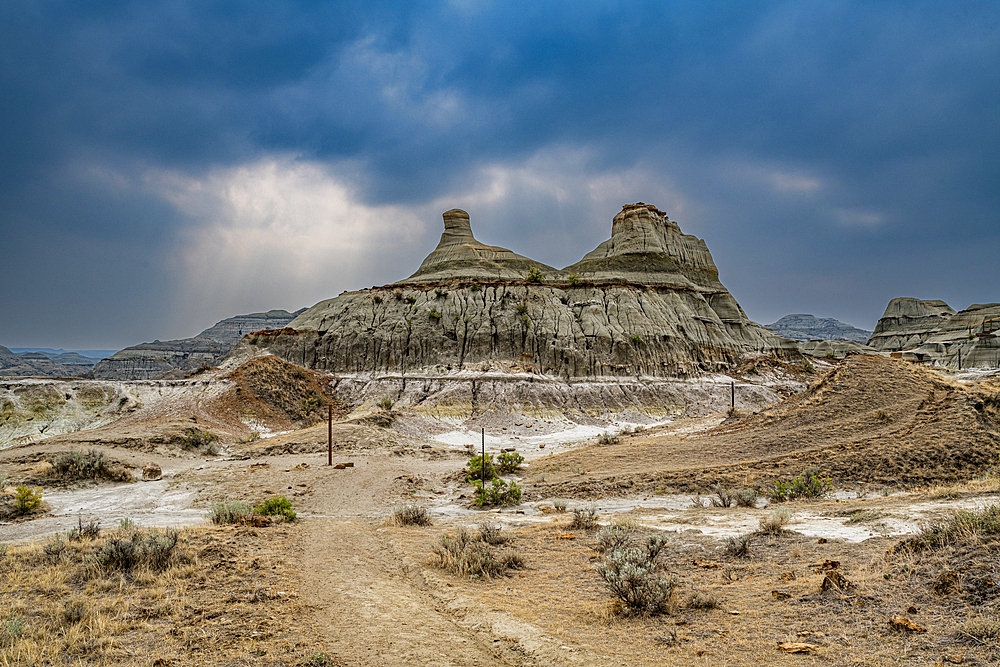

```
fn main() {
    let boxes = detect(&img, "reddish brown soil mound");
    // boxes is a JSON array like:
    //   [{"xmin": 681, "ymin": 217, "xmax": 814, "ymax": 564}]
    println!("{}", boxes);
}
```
[
  {"xmin": 225, "ymin": 356, "xmax": 346, "ymax": 430},
  {"xmin": 531, "ymin": 355, "xmax": 1000, "ymax": 494}
]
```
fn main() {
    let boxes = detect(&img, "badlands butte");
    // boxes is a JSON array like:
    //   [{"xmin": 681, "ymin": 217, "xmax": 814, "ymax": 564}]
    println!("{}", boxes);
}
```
[{"xmin": 2, "ymin": 204, "xmax": 1000, "ymax": 667}]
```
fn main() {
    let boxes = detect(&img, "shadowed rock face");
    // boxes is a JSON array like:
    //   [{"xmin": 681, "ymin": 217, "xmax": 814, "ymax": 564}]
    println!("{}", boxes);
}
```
[{"xmin": 231, "ymin": 205, "xmax": 798, "ymax": 379}]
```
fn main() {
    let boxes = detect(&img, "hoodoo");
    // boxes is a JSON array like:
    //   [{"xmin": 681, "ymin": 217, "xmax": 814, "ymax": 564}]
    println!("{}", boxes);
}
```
[{"xmin": 231, "ymin": 205, "xmax": 798, "ymax": 380}]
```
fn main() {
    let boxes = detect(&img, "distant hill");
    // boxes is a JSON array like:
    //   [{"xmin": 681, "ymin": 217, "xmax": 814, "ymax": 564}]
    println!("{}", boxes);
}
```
[
  {"xmin": 765, "ymin": 314, "xmax": 873, "ymax": 343},
  {"xmin": 92, "ymin": 309, "xmax": 305, "ymax": 380},
  {"xmin": 9, "ymin": 347, "xmax": 117, "ymax": 360},
  {"xmin": 0, "ymin": 347, "xmax": 103, "ymax": 378}
]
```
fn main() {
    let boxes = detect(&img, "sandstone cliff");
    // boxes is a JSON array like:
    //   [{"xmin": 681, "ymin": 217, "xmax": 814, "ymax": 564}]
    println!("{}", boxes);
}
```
[
  {"xmin": 93, "ymin": 309, "xmax": 304, "ymax": 380},
  {"xmin": 232, "ymin": 205, "xmax": 799, "ymax": 381},
  {"xmin": 766, "ymin": 314, "xmax": 872, "ymax": 344}
]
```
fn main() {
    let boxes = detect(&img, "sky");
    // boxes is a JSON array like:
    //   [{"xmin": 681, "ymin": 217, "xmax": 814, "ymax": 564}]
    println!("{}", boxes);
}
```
[{"xmin": 1, "ymin": 0, "xmax": 998, "ymax": 350}]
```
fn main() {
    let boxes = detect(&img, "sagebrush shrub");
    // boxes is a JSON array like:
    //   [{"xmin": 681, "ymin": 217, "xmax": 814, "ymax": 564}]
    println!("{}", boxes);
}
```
[
  {"xmin": 594, "ymin": 525, "xmax": 633, "ymax": 553},
  {"xmin": 433, "ymin": 528, "xmax": 524, "ymax": 578},
  {"xmin": 724, "ymin": 533, "xmax": 753, "ymax": 559},
  {"xmin": 758, "ymin": 508, "xmax": 790, "ymax": 535},
  {"xmin": 570, "ymin": 506, "xmax": 598, "ymax": 529},
  {"xmin": 208, "ymin": 500, "xmax": 252, "ymax": 525},
  {"xmin": 596, "ymin": 546, "xmax": 678, "ymax": 615},
  {"xmin": 391, "ymin": 504, "xmax": 431, "ymax": 527},
  {"xmin": 94, "ymin": 529, "xmax": 179, "ymax": 573}
]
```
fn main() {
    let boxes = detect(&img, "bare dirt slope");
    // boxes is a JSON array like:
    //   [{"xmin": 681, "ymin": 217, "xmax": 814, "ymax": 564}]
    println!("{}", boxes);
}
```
[{"xmin": 528, "ymin": 354, "xmax": 1000, "ymax": 496}]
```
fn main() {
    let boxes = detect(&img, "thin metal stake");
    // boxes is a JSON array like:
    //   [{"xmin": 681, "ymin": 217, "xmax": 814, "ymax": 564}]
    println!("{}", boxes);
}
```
[
  {"xmin": 731, "ymin": 381, "xmax": 735, "ymax": 408},
  {"xmin": 328, "ymin": 404, "xmax": 333, "ymax": 466},
  {"xmin": 482, "ymin": 427, "xmax": 486, "ymax": 487}
]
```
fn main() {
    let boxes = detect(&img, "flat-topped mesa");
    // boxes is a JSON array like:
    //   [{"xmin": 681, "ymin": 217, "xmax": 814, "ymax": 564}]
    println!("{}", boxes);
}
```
[{"xmin": 400, "ymin": 208, "xmax": 555, "ymax": 284}]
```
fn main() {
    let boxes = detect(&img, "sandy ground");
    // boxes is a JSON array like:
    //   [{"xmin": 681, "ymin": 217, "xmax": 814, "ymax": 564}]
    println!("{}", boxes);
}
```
[{"xmin": 2, "ymin": 356, "xmax": 1000, "ymax": 665}]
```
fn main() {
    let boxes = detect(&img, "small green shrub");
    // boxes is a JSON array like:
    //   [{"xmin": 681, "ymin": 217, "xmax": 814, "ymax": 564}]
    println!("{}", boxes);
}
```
[
  {"xmin": 429, "ymin": 309, "xmax": 442, "ymax": 320},
  {"xmin": 208, "ymin": 500, "xmax": 252, "ymax": 525},
  {"xmin": 597, "ymin": 432, "xmax": 620, "ymax": 446},
  {"xmin": 526, "ymin": 267, "xmax": 543, "ymax": 283},
  {"xmin": 404, "ymin": 295, "xmax": 416, "ymax": 305},
  {"xmin": 378, "ymin": 397, "xmax": 395, "ymax": 411},
  {"xmin": 567, "ymin": 273, "xmax": 580, "ymax": 285},
  {"xmin": 802, "ymin": 358, "xmax": 815, "ymax": 373},
  {"xmin": 734, "ymin": 488, "xmax": 759, "ymax": 507},
  {"xmin": 768, "ymin": 470, "xmax": 832, "ymax": 501},
  {"xmin": 50, "ymin": 449, "xmax": 117, "ymax": 480},
  {"xmin": 514, "ymin": 303, "xmax": 528, "ymax": 314},
  {"xmin": 301, "ymin": 652, "xmax": 338, "ymax": 667},
  {"xmin": 14, "ymin": 485, "xmax": 42, "ymax": 515},
  {"xmin": 434, "ymin": 287, "xmax": 446, "ymax": 298},
  {"xmin": 495, "ymin": 451, "xmax": 524, "ymax": 474},
  {"xmin": 466, "ymin": 454, "xmax": 496, "ymax": 483},
  {"xmin": 473, "ymin": 477, "xmax": 522, "ymax": 506},
  {"xmin": 390, "ymin": 504, "xmax": 431, "ymax": 527},
  {"xmin": 253, "ymin": 496, "xmax": 297, "ymax": 522}
]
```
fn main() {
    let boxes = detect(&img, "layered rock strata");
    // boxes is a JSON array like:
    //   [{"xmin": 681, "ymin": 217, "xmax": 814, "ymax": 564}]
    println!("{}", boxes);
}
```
[
  {"xmin": 232, "ymin": 205, "xmax": 799, "ymax": 380},
  {"xmin": 867, "ymin": 298, "xmax": 956, "ymax": 352},
  {"xmin": 0, "ymin": 347, "xmax": 101, "ymax": 378},
  {"xmin": 93, "ymin": 309, "xmax": 304, "ymax": 380},
  {"xmin": 869, "ymin": 298, "xmax": 1000, "ymax": 368}
]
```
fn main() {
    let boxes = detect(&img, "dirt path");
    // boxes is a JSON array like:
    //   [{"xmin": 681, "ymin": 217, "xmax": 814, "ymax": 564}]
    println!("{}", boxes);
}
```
[{"xmin": 298, "ymin": 518, "xmax": 521, "ymax": 666}]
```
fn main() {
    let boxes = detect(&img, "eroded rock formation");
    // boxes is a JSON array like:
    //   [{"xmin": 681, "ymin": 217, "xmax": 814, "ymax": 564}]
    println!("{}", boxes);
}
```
[
  {"xmin": 93, "ymin": 309, "xmax": 304, "ymax": 380},
  {"xmin": 232, "ymin": 205, "xmax": 798, "ymax": 380},
  {"xmin": 869, "ymin": 298, "xmax": 1000, "ymax": 368}
]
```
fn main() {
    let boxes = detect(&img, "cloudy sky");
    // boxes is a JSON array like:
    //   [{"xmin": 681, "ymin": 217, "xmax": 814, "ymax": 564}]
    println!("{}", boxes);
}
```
[{"xmin": 2, "ymin": 0, "xmax": 997, "ymax": 350}]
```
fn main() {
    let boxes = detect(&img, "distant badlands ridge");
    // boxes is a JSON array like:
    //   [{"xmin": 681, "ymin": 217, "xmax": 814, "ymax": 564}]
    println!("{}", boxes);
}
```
[{"xmin": 4, "ymin": 204, "xmax": 998, "ymax": 380}]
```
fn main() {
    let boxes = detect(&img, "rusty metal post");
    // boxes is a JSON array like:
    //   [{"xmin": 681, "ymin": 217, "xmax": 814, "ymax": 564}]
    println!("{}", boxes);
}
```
[
  {"xmin": 328, "ymin": 404, "xmax": 333, "ymax": 466},
  {"xmin": 482, "ymin": 427, "xmax": 486, "ymax": 488},
  {"xmin": 731, "ymin": 381, "xmax": 735, "ymax": 409}
]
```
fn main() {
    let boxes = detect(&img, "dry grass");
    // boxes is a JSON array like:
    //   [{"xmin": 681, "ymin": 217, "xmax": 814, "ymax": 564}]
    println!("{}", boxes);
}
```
[{"xmin": 0, "ymin": 524, "xmax": 334, "ymax": 666}]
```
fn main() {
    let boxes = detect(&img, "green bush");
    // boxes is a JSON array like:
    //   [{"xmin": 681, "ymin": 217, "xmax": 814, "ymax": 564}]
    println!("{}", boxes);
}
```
[
  {"xmin": 495, "ymin": 451, "xmax": 524, "ymax": 474},
  {"xmin": 179, "ymin": 428, "xmax": 219, "ymax": 454},
  {"xmin": 466, "ymin": 454, "xmax": 496, "ymax": 483},
  {"xmin": 378, "ymin": 397, "xmax": 395, "ymax": 411},
  {"xmin": 473, "ymin": 477, "xmax": 522, "ymax": 506},
  {"xmin": 208, "ymin": 500, "xmax": 252, "ymax": 525},
  {"xmin": 526, "ymin": 267, "xmax": 543, "ymax": 283},
  {"xmin": 14, "ymin": 485, "xmax": 42, "ymax": 515},
  {"xmin": 253, "ymin": 496, "xmax": 296, "ymax": 522},
  {"xmin": 768, "ymin": 470, "xmax": 832, "ymax": 501},
  {"xmin": 567, "ymin": 273, "xmax": 580, "ymax": 285},
  {"xmin": 570, "ymin": 506, "xmax": 598, "ymax": 529},
  {"xmin": 724, "ymin": 533, "xmax": 753, "ymax": 559}
]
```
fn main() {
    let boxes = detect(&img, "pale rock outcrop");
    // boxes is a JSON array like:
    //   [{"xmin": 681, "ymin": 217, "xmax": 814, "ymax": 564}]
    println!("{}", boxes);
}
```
[
  {"xmin": 766, "ymin": 314, "xmax": 872, "ymax": 344},
  {"xmin": 93, "ymin": 309, "xmax": 304, "ymax": 380},
  {"xmin": 232, "ymin": 205, "xmax": 799, "ymax": 383},
  {"xmin": 904, "ymin": 303, "xmax": 1000, "ymax": 368},
  {"xmin": 867, "ymin": 298, "xmax": 955, "ymax": 352},
  {"xmin": 402, "ymin": 209, "xmax": 555, "ymax": 283},
  {"xmin": 799, "ymin": 339, "xmax": 878, "ymax": 360}
]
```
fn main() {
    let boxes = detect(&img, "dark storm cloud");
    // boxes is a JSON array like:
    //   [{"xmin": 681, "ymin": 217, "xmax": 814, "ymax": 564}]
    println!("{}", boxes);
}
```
[{"xmin": 1, "ymin": 0, "xmax": 997, "ymax": 346}]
